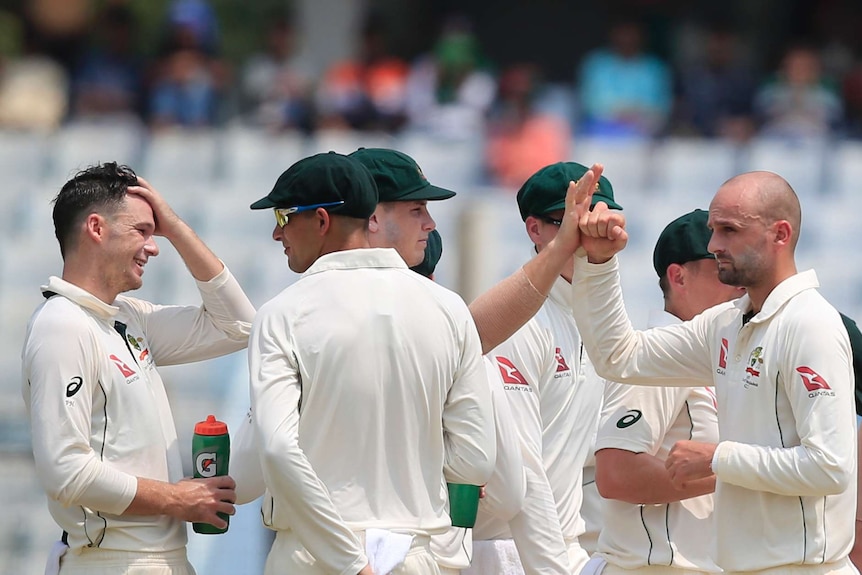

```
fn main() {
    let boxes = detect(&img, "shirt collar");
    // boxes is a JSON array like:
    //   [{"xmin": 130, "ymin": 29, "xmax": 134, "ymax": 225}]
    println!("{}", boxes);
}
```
[
  {"xmin": 731, "ymin": 269, "xmax": 819, "ymax": 323},
  {"xmin": 41, "ymin": 276, "xmax": 119, "ymax": 320},
  {"xmin": 302, "ymin": 248, "xmax": 409, "ymax": 277},
  {"xmin": 647, "ymin": 308, "xmax": 680, "ymax": 328}
]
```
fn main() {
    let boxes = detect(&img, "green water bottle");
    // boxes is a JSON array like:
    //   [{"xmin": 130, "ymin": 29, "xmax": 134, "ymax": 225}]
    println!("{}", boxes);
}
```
[{"xmin": 192, "ymin": 415, "xmax": 231, "ymax": 534}]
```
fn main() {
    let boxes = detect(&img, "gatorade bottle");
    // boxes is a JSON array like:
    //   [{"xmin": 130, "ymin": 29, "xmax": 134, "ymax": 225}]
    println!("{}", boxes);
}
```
[{"xmin": 192, "ymin": 415, "xmax": 230, "ymax": 534}]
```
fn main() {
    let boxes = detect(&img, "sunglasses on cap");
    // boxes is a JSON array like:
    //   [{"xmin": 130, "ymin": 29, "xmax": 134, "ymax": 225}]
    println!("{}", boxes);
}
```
[
  {"xmin": 535, "ymin": 214, "xmax": 562, "ymax": 226},
  {"xmin": 274, "ymin": 201, "xmax": 345, "ymax": 227}
]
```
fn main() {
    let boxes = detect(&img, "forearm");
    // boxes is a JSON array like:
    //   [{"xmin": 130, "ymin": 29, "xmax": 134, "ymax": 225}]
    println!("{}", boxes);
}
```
[
  {"xmin": 259, "ymin": 441, "xmax": 367, "ymax": 574},
  {"xmin": 469, "ymin": 267, "xmax": 547, "ymax": 355},
  {"xmin": 572, "ymin": 256, "xmax": 711, "ymax": 386},
  {"xmin": 596, "ymin": 450, "xmax": 714, "ymax": 504},
  {"xmin": 508, "ymin": 459, "xmax": 570, "ymax": 575},
  {"xmin": 714, "ymin": 441, "xmax": 851, "ymax": 496},
  {"xmin": 125, "ymin": 477, "xmax": 180, "ymax": 517},
  {"xmin": 164, "ymin": 222, "xmax": 225, "ymax": 282}
]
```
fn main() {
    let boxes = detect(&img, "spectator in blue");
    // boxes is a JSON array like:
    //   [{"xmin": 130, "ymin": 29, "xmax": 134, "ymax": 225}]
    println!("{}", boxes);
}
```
[
  {"xmin": 673, "ymin": 23, "xmax": 757, "ymax": 142},
  {"xmin": 147, "ymin": 0, "xmax": 227, "ymax": 129},
  {"xmin": 753, "ymin": 43, "xmax": 843, "ymax": 140},
  {"xmin": 577, "ymin": 16, "xmax": 672, "ymax": 138},
  {"xmin": 70, "ymin": 4, "xmax": 143, "ymax": 122}
]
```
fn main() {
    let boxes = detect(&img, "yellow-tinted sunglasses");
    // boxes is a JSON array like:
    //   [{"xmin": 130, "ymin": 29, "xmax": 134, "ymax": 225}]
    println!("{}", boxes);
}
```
[{"xmin": 274, "ymin": 201, "xmax": 345, "ymax": 227}]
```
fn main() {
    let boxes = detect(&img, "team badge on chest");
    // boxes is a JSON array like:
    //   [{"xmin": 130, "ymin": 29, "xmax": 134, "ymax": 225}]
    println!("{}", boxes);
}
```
[{"xmin": 743, "ymin": 346, "xmax": 764, "ymax": 388}]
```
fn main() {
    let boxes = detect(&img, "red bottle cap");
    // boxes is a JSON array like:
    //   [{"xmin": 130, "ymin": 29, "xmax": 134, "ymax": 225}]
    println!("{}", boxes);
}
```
[{"xmin": 194, "ymin": 415, "xmax": 228, "ymax": 435}]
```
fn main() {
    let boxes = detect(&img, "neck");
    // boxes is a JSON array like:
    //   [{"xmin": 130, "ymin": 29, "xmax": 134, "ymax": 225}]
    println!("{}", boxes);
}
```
[
  {"xmin": 745, "ymin": 261, "xmax": 797, "ymax": 314},
  {"xmin": 319, "ymin": 227, "xmax": 371, "ymax": 258},
  {"xmin": 61, "ymin": 259, "xmax": 118, "ymax": 305}
]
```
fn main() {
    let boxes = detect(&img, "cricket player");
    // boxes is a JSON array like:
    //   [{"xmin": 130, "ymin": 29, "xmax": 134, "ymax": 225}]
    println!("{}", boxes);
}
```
[
  {"xmin": 466, "ymin": 162, "xmax": 622, "ymax": 574},
  {"xmin": 247, "ymin": 152, "xmax": 496, "ymax": 575},
  {"xmin": 571, "ymin": 171, "xmax": 857, "ymax": 575},
  {"xmin": 591, "ymin": 209, "xmax": 744, "ymax": 575},
  {"xmin": 23, "ymin": 162, "xmax": 255, "ymax": 575}
]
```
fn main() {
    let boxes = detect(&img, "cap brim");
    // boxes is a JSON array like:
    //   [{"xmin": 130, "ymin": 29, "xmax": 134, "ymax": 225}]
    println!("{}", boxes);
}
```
[
  {"xmin": 592, "ymin": 194, "xmax": 623, "ymax": 210},
  {"xmin": 250, "ymin": 196, "xmax": 276, "ymax": 210},
  {"xmin": 397, "ymin": 184, "xmax": 457, "ymax": 201}
]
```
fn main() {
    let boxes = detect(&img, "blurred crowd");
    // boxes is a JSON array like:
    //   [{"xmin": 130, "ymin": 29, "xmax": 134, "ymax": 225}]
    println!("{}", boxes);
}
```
[{"xmin": 3, "ymin": 0, "xmax": 862, "ymax": 188}]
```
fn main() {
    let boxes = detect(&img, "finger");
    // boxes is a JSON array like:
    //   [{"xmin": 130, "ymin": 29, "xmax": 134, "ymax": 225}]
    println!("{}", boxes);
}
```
[
  {"xmin": 218, "ymin": 488, "xmax": 237, "ymax": 504},
  {"xmin": 217, "ymin": 501, "xmax": 236, "ymax": 516},
  {"xmin": 125, "ymin": 185, "xmax": 149, "ymax": 196},
  {"xmin": 136, "ymin": 175, "xmax": 154, "ymax": 190},
  {"xmin": 217, "ymin": 475, "xmax": 237, "ymax": 489},
  {"xmin": 207, "ymin": 514, "xmax": 228, "ymax": 529}
]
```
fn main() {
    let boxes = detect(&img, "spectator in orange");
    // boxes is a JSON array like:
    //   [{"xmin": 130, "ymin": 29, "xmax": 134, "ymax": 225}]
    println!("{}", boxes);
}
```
[
  {"xmin": 485, "ymin": 64, "xmax": 570, "ymax": 189},
  {"xmin": 315, "ymin": 16, "xmax": 408, "ymax": 133}
]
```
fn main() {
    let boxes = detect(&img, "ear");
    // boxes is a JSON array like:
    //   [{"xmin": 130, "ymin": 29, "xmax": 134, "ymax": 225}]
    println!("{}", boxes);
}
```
[
  {"xmin": 84, "ymin": 213, "xmax": 106, "ymax": 243},
  {"xmin": 525, "ymin": 216, "xmax": 542, "ymax": 244},
  {"xmin": 772, "ymin": 220, "xmax": 792, "ymax": 247},
  {"xmin": 666, "ymin": 262, "xmax": 686, "ymax": 290},
  {"xmin": 368, "ymin": 211, "xmax": 380, "ymax": 233},
  {"xmin": 315, "ymin": 208, "xmax": 332, "ymax": 236}
]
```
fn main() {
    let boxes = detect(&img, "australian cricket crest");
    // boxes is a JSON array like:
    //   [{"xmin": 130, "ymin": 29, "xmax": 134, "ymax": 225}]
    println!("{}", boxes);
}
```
[{"xmin": 743, "ymin": 346, "xmax": 764, "ymax": 388}]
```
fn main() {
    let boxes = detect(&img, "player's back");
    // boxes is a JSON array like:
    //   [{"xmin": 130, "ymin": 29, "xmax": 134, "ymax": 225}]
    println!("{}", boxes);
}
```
[{"xmin": 259, "ymin": 249, "xmax": 493, "ymax": 534}]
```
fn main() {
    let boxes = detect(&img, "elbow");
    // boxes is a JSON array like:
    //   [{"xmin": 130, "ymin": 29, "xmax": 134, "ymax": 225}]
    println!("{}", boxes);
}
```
[
  {"xmin": 595, "ymin": 475, "xmax": 620, "ymax": 501},
  {"xmin": 595, "ymin": 465, "xmax": 630, "ymax": 502},
  {"xmin": 816, "ymin": 465, "xmax": 851, "ymax": 495}
]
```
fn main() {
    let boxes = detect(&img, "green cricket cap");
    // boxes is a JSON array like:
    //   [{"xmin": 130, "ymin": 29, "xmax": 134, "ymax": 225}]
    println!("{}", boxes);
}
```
[
  {"xmin": 839, "ymin": 312, "xmax": 862, "ymax": 416},
  {"xmin": 349, "ymin": 147, "xmax": 456, "ymax": 202},
  {"xmin": 250, "ymin": 151, "xmax": 378, "ymax": 219},
  {"xmin": 516, "ymin": 161, "xmax": 622, "ymax": 221},
  {"xmin": 653, "ymin": 209, "xmax": 715, "ymax": 277},
  {"xmin": 410, "ymin": 229, "xmax": 443, "ymax": 278}
]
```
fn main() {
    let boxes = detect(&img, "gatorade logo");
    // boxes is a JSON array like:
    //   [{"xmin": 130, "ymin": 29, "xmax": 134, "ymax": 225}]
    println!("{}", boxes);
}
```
[
  {"xmin": 196, "ymin": 452, "xmax": 217, "ymax": 477},
  {"xmin": 495, "ymin": 356, "xmax": 529, "ymax": 385}
]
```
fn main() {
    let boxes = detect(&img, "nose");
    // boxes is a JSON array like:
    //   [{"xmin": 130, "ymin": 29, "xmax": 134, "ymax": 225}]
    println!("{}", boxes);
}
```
[
  {"xmin": 272, "ymin": 223, "xmax": 283, "ymax": 242},
  {"xmin": 144, "ymin": 237, "xmax": 159, "ymax": 257},
  {"xmin": 423, "ymin": 211, "xmax": 436, "ymax": 232}
]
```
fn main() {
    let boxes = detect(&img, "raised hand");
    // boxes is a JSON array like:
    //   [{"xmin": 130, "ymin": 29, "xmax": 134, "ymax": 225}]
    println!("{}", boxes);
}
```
[
  {"xmin": 555, "ymin": 163, "xmax": 604, "ymax": 256},
  {"xmin": 127, "ymin": 176, "xmax": 185, "ymax": 239}
]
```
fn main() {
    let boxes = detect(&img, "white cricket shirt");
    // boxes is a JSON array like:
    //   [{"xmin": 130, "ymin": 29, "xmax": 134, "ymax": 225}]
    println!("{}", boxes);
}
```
[
  {"xmin": 22, "ymin": 269, "xmax": 254, "ymax": 554},
  {"xmin": 249, "ymin": 248, "xmax": 496, "ymax": 575},
  {"xmin": 573, "ymin": 257, "xmax": 856, "ymax": 572}
]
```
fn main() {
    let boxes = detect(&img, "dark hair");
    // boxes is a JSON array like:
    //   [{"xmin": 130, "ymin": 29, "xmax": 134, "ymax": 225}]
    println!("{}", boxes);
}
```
[{"xmin": 52, "ymin": 162, "xmax": 138, "ymax": 258}]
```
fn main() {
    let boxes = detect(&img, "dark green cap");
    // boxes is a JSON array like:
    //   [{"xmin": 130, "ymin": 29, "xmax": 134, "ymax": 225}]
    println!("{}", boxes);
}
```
[
  {"xmin": 653, "ymin": 209, "xmax": 715, "ymax": 277},
  {"xmin": 250, "ymin": 151, "xmax": 378, "ymax": 218},
  {"xmin": 839, "ymin": 312, "xmax": 862, "ymax": 416},
  {"xmin": 348, "ymin": 147, "xmax": 456, "ymax": 202},
  {"xmin": 410, "ymin": 229, "xmax": 443, "ymax": 278},
  {"xmin": 516, "ymin": 161, "xmax": 622, "ymax": 221}
]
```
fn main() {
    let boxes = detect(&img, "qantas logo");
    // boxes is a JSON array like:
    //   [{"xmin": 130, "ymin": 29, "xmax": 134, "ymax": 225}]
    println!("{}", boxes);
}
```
[
  {"xmin": 496, "ymin": 357, "xmax": 528, "ymax": 384},
  {"xmin": 109, "ymin": 354, "xmax": 136, "ymax": 378},
  {"xmin": 718, "ymin": 338, "xmax": 728, "ymax": 370},
  {"xmin": 797, "ymin": 366, "xmax": 834, "ymax": 397},
  {"xmin": 554, "ymin": 347, "xmax": 571, "ymax": 372}
]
